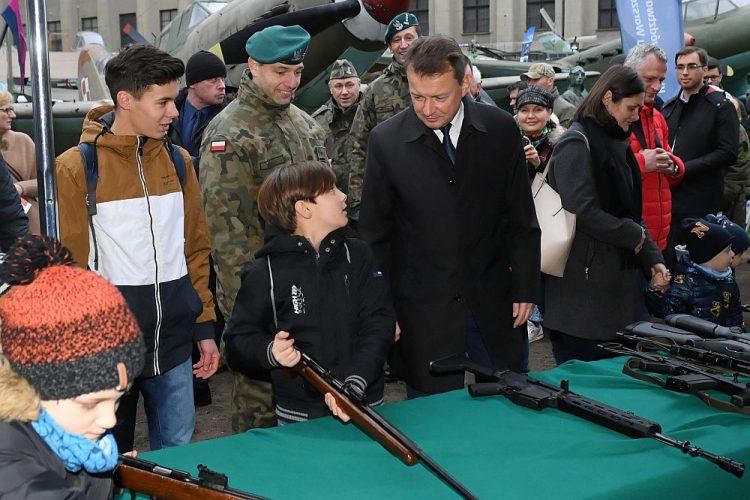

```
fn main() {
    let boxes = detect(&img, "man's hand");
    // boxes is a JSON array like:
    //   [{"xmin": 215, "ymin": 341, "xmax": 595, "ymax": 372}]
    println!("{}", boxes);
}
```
[
  {"xmin": 193, "ymin": 338, "xmax": 220, "ymax": 379},
  {"xmin": 324, "ymin": 392, "xmax": 351, "ymax": 422},
  {"xmin": 635, "ymin": 227, "xmax": 646, "ymax": 255},
  {"xmin": 271, "ymin": 331, "xmax": 301, "ymax": 367},
  {"xmin": 394, "ymin": 322, "xmax": 401, "ymax": 343},
  {"xmin": 643, "ymin": 148, "xmax": 674, "ymax": 174},
  {"xmin": 512, "ymin": 302, "xmax": 534, "ymax": 328}
]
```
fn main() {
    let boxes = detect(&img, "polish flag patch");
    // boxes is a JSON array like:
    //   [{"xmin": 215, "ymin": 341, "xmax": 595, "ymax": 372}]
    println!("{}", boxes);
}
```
[{"xmin": 210, "ymin": 140, "xmax": 226, "ymax": 152}]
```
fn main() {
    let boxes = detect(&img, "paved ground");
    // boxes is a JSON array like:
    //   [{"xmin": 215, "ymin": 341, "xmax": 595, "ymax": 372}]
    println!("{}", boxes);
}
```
[{"xmin": 134, "ymin": 263, "xmax": 750, "ymax": 451}]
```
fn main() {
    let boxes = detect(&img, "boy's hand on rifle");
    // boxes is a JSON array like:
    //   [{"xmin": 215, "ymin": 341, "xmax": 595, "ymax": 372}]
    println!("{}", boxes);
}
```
[
  {"xmin": 324, "ymin": 393, "xmax": 351, "ymax": 422},
  {"xmin": 272, "ymin": 331, "xmax": 301, "ymax": 367}
]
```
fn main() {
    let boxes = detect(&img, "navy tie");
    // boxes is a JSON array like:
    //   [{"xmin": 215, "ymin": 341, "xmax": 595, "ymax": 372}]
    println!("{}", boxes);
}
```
[{"xmin": 441, "ymin": 123, "xmax": 456, "ymax": 165}]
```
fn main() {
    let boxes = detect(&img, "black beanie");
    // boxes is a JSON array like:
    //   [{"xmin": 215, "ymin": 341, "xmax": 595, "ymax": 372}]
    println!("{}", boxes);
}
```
[
  {"xmin": 682, "ymin": 218, "xmax": 734, "ymax": 265},
  {"xmin": 186, "ymin": 50, "xmax": 227, "ymax": 87}
]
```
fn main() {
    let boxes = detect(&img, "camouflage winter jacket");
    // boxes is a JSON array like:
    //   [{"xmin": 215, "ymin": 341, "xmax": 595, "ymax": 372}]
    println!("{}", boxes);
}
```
[
  {"xmin": 311, "ymin": 92, "xmax": 362, "ymax": 194},
  {"xmin": 199, "ymin": 69, "xmax": 328, "ymax": 319},
  {"xmin": 347, "ymin": 60, "xmax": 411, "ymax": 216}
]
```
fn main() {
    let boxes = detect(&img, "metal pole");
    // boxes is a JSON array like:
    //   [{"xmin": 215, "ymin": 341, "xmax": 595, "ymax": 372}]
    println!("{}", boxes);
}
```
[{"xmin": 26, "ymin": 0, "xmax": 57, "ymax": 238}]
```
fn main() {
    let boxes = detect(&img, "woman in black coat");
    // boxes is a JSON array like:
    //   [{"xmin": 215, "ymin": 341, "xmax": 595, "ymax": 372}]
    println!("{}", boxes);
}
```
[{"xmin": 544, "ymin": 65, "xmax": 669, "ymax": 364}]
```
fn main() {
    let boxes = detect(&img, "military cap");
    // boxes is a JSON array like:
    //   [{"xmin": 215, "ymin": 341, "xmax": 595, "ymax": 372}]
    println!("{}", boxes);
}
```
[
  {"xmin": 384, "ymin": 13, "xmax": 419, "ymax": 44},
  {"xmin": 520, "ymin": 62, "xmax": 556, "ymax": 81},
  {"xmin": 246, "ymin": 25, "xmax": 311, "ymax": 64},
  {"xmin": 330, "ymin": 59, "xmax": 357, "ymax": 80}
]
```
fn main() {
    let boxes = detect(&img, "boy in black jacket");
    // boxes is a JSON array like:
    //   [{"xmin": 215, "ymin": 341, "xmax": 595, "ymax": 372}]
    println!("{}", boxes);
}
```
[{"xmin": 223, "ymin": 161, "xmax": 395, "ymax": 424}]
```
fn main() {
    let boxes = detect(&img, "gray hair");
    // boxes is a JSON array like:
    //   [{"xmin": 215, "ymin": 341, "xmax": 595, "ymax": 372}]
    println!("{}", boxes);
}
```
[
  {"xmin": 471, "ymin": 65, "xmax": 482, "ymax": 83},
  {"xmin": 624, "ymin": 44, "xmax": 668, "ymax": 69}
]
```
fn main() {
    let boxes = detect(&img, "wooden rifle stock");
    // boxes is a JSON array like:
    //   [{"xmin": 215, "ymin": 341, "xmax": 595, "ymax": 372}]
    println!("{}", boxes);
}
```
[
  {"xmin": 291, "ymin": 352, "xmax": 479, "ymax": 500},
  {"xmin": 114, "ymin": 455, "xmax": 269, "ymax": 500},
  {"xmin": 293, "ymin": 360, "xmax": 418, "ymax": 464}
]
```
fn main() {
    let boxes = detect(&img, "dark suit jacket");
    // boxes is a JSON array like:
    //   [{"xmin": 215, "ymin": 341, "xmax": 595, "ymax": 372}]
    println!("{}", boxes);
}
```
[{"xmin": 360, "ymin": 97, "xmax": 540, "ymax": 393}]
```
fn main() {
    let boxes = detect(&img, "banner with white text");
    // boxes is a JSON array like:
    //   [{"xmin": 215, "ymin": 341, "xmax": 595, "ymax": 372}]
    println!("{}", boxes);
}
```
[{"xmin": 616, "ymin": 0, "xmax": 684, "ymax": 101}]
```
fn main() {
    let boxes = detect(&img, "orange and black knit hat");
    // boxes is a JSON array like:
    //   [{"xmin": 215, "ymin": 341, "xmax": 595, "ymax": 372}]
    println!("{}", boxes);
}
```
[{"xmin": 0, "ymin": 235, "xmax": 145, "ymax": 400}]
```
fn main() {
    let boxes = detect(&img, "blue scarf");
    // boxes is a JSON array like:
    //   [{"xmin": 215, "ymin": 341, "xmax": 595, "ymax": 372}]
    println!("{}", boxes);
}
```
[{"xmin": 31, "ymin": 407, "xmax": 119, "ymax": 473}]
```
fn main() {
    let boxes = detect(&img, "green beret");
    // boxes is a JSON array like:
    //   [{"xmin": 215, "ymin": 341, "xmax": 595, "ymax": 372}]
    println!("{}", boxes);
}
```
[
  {"xmin": 245, "ymin": 25, "xmax": 311, "ymax": 64},
  {"xmin": 384, "ymin": 13, "xmax": 419, "ymax": 44},
  {"xmin": 330, "ymin": 59, "xmax": 357, "ymax": 80}
]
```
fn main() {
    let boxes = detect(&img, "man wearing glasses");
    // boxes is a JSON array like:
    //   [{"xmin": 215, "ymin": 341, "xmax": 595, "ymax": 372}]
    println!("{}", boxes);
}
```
[{"xmin": 662, "ymin": 46, "xmax": 739, "ymax": 267}]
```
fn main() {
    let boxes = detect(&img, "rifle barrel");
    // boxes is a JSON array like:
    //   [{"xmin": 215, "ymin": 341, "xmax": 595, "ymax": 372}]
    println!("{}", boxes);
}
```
[{"xmin": 651, "ymin": 433, "xmax": 745, "ymax": 478}]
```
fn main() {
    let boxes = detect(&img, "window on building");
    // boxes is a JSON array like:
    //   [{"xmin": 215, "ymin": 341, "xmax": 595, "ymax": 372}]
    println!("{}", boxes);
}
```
[
  {"xmin": 463, "ymin": 0, "xmax": 490, "ymax": 33},
  {"xmin": 526, "ymin": 0, "xmax": 555, "ymax": 29},
  {"xmin": 160, "ymin": 9, "xmax": 178, "ymax": 31},
  {"xmin": 598, "ymin": 0, "xmax": 620, "ymax": 29},
  {"xmin": 120, "ymin": 13, "xmax": 137, "ymax": 48},
  {"xmin": 81, "ymin": 17, "xmax": 98, "ymax": 33},
  {"xmin": 47, "ymin": 20, "xmax": 62, "ymax": 52},
  {"xmin": 411, "ymin": 0, "xmax": 429, "ymax": 35}
]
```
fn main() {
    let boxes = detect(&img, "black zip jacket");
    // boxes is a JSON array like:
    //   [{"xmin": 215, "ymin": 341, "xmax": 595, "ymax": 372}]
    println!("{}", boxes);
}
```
[
  {"xmin": 223, "ymin": 227, "xmax": 395, "ymax": 423},
  {"xmin": 0, "ymin": 152, "xmax": 28, "ymax": 251},
  {"xmin": 662, "ymin": 85, "xmax": 739, "ymax": 215}
]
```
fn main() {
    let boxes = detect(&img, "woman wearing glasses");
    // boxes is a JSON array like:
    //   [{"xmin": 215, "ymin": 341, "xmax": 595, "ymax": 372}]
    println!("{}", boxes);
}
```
[{"xmin": 0, "ymin": 90, "xmax": 38, "ymax": 233}]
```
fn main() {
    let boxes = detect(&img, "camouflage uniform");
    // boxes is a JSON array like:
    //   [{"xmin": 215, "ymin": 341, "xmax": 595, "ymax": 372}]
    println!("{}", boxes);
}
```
[
  {"xmin": 311, "ymin": 92, "xmax": 362, "ymax": 194},
  {"xmin": 200, "ymin": 69, "xmax": 328, "ymax": 433},
  {"xmin": 347, "ymin": 60, "xmax": 411, "ymax": 217}
]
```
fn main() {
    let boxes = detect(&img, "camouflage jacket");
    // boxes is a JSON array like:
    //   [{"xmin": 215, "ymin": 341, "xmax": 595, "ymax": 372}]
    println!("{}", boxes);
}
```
[
  {"xmin": 311, "ymin": 92, "xmax": 362, "ymax": 194},
  {"xmin": 199, "ymin": 69, "xmax": 328, "ymax": 319},
  {"xmin": 347, "ymin": 60, "xmax": 411, "ymax": 215}
]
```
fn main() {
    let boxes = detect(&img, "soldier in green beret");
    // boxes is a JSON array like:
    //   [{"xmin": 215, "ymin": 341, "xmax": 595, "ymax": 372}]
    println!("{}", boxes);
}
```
[
  {"xmin": 346, "ymin": 12, "xmax": 420, "ymax": 232},
  {"xmin": 311, "ymin": 59, "xmax": 362, "ymax": 195},
  {"xmin": 199, "ymin": 24, "xmax": 329, "ymax": 433}
]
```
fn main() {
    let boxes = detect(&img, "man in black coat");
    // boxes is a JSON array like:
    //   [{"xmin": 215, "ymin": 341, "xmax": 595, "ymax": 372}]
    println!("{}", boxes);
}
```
[
  {"xmin": 0, "ymin": 152, "xmax": 28, "ymax": 251},
  {"xmin": 359, "ymin": 35, "xmax": 540, "ymax": 396},
  {"xmin": 662, "ymin": 46, "xmax": 739, "ymax": 266},
  {"xmin": 168, "ymin": 50, "xmax": 227, "ymax": 175}
]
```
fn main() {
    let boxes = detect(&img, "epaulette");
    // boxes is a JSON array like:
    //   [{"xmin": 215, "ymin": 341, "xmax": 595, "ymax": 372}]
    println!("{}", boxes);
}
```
[{"xmin": 705, "ymin": 86, "xmax": 733, "ymax": 108}]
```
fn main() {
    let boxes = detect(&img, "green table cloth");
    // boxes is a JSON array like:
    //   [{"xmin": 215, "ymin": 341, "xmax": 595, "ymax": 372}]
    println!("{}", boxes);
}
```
[{"xmin": 120, "ymin": 357, "xmax": 750, "ymax": 499}]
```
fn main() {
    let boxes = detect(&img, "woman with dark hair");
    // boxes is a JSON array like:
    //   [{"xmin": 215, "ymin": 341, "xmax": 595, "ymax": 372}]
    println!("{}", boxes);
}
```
[
  {"xmin": 516, "ymin": 84, "xmax": 564, "ymax": 180},
  {"xmin": 543, "ymin": 65, "xmax": 669, "ymax": 365}
]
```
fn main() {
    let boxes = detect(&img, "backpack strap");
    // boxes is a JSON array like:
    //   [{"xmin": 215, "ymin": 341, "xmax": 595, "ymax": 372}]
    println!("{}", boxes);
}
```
[
  {"xmin": 78, "ymin": 142, "xmax": 99, "ymax": 216},
  {"xmin": 166, "ymin": 142, "xmax": 187, "ymax": 187}
]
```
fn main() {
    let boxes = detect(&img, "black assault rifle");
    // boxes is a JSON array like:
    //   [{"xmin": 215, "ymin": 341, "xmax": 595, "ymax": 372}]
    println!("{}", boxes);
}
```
[
  {"xmin": 615, "ymin": 330, "xmax": 750, "ymax": 376},
  {"xmin": 599, "ymin": 342, "xmax": 750, "ymax": 410},
  {"xmin": 291, "ymin": 352, "xmax": 478, "ymax": 500},
  {"xmin": 429, "ymin": 354, "xmax": 745, "ymax": 478},
  {"xmin": 115, "ymin": 455, "xmax": 269, "ymax": 499},
  {"xmin": 666, "ymin": 314, "xmax": 750, "ymax": 345},
  {"xmin": 623, "ymin": 321, "xmax": 750, "ymax": 361}
]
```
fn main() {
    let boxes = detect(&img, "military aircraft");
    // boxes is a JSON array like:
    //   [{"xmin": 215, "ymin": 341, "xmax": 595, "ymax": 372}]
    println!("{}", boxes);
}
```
[
  {"xmin": 425, "ymin": 0, "xmax": 750, "ymax": 109},
  {"xmin": 77, "ymin": 0, "xmax": 411, "ymax": 113}
]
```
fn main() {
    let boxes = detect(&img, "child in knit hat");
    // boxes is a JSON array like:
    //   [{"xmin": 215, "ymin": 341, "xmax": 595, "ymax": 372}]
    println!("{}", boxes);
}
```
[
  {"xmin": 646, "ymin": 219, "xmax": 744, "ymax": 329},
  {"xmin": 0, "ymin": 234, "xmax": 145, "ymax": 498},
  {"xmin": 705, "ymin": 213, "xmax": 750, "ymax": 269}
]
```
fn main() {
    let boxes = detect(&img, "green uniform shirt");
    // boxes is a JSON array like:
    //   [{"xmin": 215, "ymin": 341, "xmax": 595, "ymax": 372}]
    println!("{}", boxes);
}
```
[
  {"xmin": 200, "ymin": 69, "xmax": 328, "ymax": 319},
  {"xmin": 347, "ymin": 60, "xmax": 411, "ymax": 215},
  {"xmin": 311, "ymin": 92, "xmax": 362, "ymax": 194}
]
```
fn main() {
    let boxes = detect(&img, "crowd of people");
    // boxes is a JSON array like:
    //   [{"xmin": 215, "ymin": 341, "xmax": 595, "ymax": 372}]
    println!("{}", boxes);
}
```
[{"xmin": 1, "ymin": 10, "xmax": 750, "ymax": 497}]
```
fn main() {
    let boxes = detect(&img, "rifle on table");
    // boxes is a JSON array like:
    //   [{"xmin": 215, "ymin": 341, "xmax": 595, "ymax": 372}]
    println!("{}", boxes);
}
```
[
  {"xmin": 665, "ymin": 314, "xmax": 750, "ymax": 345},
  {"xmin": 429, "ymin": 354, "xmax": 745, "ymax": 478},
  {"xmin": 599, "ymin": 342, "xmax": 750, "ymax": 410},
  {"xmin": 114, "ymin": 455, "xmax": 269, "ymax": 500},
  {"xmin": 615, "ymin": 330, "xmax": 750, "ymax": 376},
  {"xmin": 291, "ymin": 352, "xmax": 478, "ymax": 500}
]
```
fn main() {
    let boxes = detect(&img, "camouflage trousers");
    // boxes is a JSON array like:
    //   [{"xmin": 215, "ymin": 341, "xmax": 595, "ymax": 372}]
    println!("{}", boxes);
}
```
[
  {"xmin": 230, "ymin": 371, "xmax": 276, "ymax": 433},
  {"xmin": 220, "ymin": 340, "xmax": 276, "ymax": 432}
]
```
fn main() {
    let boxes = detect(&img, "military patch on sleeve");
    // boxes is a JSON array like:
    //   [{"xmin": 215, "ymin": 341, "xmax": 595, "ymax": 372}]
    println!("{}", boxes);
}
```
[
  {"xmin": 315, "ymin": 146, "xmax": 329, "ymax": 163},
  {"xmin": 210, "ymin": 141, "xmax": 226, "ymax": 152}
]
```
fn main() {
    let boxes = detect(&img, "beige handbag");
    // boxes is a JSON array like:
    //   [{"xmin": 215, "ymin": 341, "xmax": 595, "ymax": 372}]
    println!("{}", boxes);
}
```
[{"xmin": 530, "ymin": 131, "xmax": 587, "ymax": 277}]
